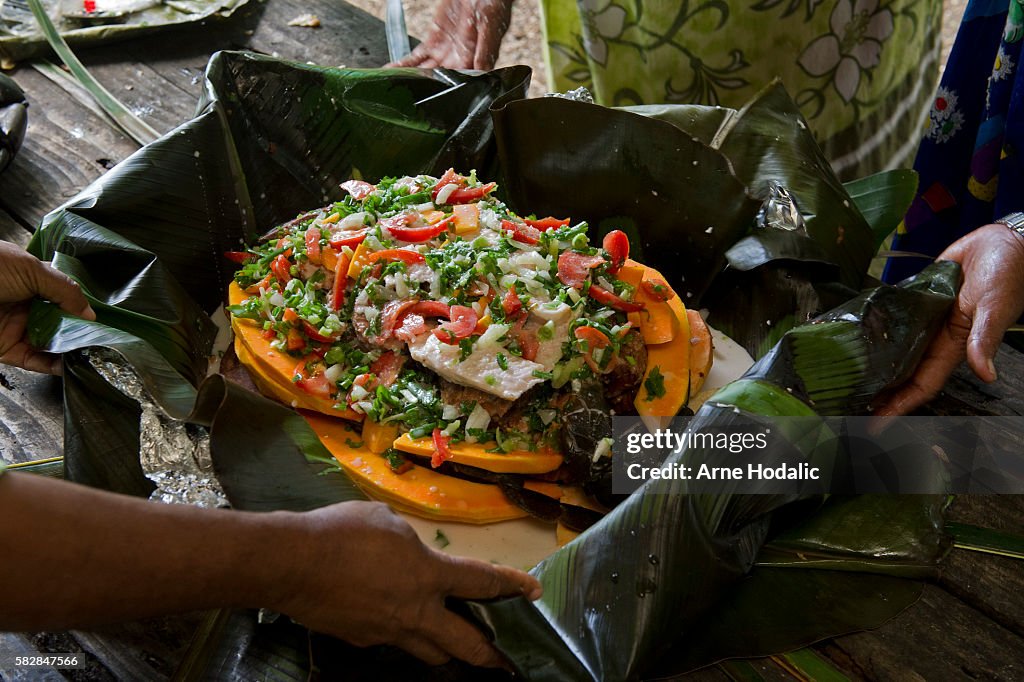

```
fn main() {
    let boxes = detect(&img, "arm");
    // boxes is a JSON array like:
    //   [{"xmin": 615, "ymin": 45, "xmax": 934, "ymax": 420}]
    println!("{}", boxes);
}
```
[
  {"xmin": 0, "ymin": 472, "xmax": 540, "ymax": 667},
  {"xmin": 388, "ymin": 0, "xmax": 514, "ymax": 70},
  {"xmin": 874, "ymin": 223, "xmax": 1024, "ymax": 415}
]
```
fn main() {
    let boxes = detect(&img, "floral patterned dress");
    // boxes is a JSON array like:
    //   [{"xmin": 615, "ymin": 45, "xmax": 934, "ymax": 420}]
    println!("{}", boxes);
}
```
[
  {"xmin": 885, "ymin": 0, "xmax": 1024, "ymax": 282},
  {"xmin": 540, "ymin": 0, "xmax": 942, "ymax": 179}
]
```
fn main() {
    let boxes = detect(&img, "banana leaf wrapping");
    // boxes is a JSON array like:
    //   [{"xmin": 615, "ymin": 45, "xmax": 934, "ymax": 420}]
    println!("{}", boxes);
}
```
[{"xmin": 25, "ymin": 52, "xmax": 955, "ymax": 679}]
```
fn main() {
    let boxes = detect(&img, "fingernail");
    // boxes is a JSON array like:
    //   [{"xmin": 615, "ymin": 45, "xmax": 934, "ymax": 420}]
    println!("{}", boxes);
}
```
[
  {"xmin": 526, "ymin": 585, "xmax": 542, "ymax": 600},
  {"xmin": 987, "ymin": 358, "xmax": 997, "ymax": 381}
]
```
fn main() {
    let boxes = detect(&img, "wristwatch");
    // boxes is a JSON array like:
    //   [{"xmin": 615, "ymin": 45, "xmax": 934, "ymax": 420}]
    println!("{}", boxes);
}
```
[{"xmin": 995, "ymin": 211, "xmax": 1024, "ymax": 238}]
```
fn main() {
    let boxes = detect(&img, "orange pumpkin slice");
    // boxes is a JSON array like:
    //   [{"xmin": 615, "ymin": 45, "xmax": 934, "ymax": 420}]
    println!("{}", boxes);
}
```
[
  {"xmin": 229, "ymin": 282, "xmax": 362, "ymax": 421},
  {"xmin": 393, "ymin": 433, "xmax": 563, "ymax": 474},
  {"xmin": 687, "ymin": 309, "xmax": 714, "ymax": 396},
  {"xmin": 305, "ymin": 413, "xmax": 528, "ymax": 524},
  {"xmin": 634, "ymin": 281, "xmax": 693, "ymax": 419}
]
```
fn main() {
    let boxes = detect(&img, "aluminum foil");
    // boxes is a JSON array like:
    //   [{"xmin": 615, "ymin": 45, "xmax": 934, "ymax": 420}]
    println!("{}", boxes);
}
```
[
  {"xmin": 755, "ymin": 181, "xmax": 808, "ymax": 234},
  {"xmin": 86, "ymin": 348, "xmax": 228, "ymax": 508},
  {"xmin": 545, "ymin": 86, "xmax": 595, "ymax": 104}
]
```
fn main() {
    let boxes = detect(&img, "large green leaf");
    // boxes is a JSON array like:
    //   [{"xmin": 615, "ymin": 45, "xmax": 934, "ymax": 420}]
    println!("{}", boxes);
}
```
[
  {"xmin": 843, "ymin": 169, "xmax": 920, "ymax": 252},
  {"xmin": 25, "ymin": 54, "xmax": 960, "ymax": 680}
]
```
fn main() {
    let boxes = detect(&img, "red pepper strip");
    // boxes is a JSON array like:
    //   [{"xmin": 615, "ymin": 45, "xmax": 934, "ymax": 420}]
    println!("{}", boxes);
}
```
[
  {"xmin": 500, "ymin": 219, "xmax": 541, "ymax": 245},
  {"xmin": 574, "ymin": 326, "xmax": 612, "ymax": 373},
  {"xmin": 369, "ymin": 351, "xmax": 406, "ymax": 387},
  {"xmin": 433, "ymin": 305, "xmax": 478, "ymax": 344},
  {"xmin": 328, "ymin": 229, "xmax": 368, "ymax": 249},
  {"xmin": 386, "ymin": 216, "xmax": 455, "ymax": 243},
  {"xmin": 293, "ymin": 360, "xmax": 332, "ymax": 399},
  {"xmin": 382, "ymin": 299, "xmax": 422, "ymax": 338},
  {"xmin": 270, "ymin": 254, "xmax": 292, "ymax": 283},
  {"xmin": 556, "ymin": 251, "xmax": 605, "ymax": 288},
  {"xmin": 641, "ymin": 278, "xmax": 674, "ymax": 301},
  {"xmin": 245, "ymin": 274, "xmax": 274, "ymax": 295},
  {"xmin": 283, "ymin": 308, "xmax": 300, "ymax": 326},
  {"xmin": 224, "ymin": 251, "xmax": 254, "ymax": 264},
  {"xmin": 261, "ymin": 329, "xmax": 276, "ymax": 341},
  {"xmin": 341, "ymin": 179, "xmax": 376, "ymax": 201},
  {"xmin": 366, "ymin": 249, "xmax": 426, "ymax": 265},
  {"xmin": 431, "ymin": 428, "xmax": 453, "ymax": 468},
  {"xmin": 407, "ymin": 300, "xmax": 452, "ymax": 318},
  {"xmin": 588, "ymin": 285, "xmax": 645, "ymax": 312},
  {"xmin": 305, "ymin": 227, "xmax": 322, "ymax": 265},
  {"xmin": 502, "ymin": 286, "xmax": 523, "ymax": 319},
  {"xmin": 286, "ymin": 327, "xmax": 305, "ymax": 351},
  {"xmin": 524, "ymin": 216, "xmax": 570, "ymax": 231},
  {"xmin": 602, "ymin": 230, "xmax": 630, "ymax": 274},
  {"xmin": 446, "ymin": 182, "xmax": 496, "ymax": 204},
  {"xmin": 431, "ymin": 168, "xmax": 462, "ymax": 201},
  {"xmin": 302, "ymin": 320, "xmax": 336, "ymax": 343},
  {"xmin": 329, "ymin": 251, "xmax": 352, "ymax": 312}
]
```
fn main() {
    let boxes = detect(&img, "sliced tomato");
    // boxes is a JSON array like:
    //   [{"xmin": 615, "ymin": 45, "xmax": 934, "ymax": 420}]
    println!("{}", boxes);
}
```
[
  {"xmin": 293, "ymin": 360, "xmax": 333, "ymax": 399},
  {"xmin": 641, "ymin": 277, "xmax": 674, "ymax": 301},
  {"xmin": 588, "ymin": 284, "xmax": 645, "ymax": 312},
  {"xmin": 387, "ymin": 216, "xmax": 454, "ymax": 243},
  {"xmin": 282, "ymin": 308, "xmax": 300, "ymax": 326},
  {"xmin": 366, "ymin": 249, "xmax": 426, "ymax": 265},
  {"xmin": 511, "ymin": 319, "xmax": 539, "ymax": 361},
  {"xmin": 304, "ymin": 227, "xmax": 322, "ymax": 265},
  {"xmin": 502, "ymin": 286, "xmax": 523, "ymax": 319},
  {"xmin": 431, "ymin": 169, "xmax": 462, "ymax": 201},
  {"xmin": 524, "ymin": 216, "xmax": 570, "ymax": 231},
  {"xmin": 501, "ymin": 219, "xmax": 541, "ymax": 245},
  {"xmin": 286, "ymin": 327, "xmax": 305, "ymax": 351},
  {"xmin": 270, "ymin": 254, "xmax": 292, "ymax": 283},
  {"xmin": 224, "ymin": 251, "xmax": 254, "ymax": 264},
  {"xmin": 328, "ymin": 229, "xmax": 368, "ymax": 249},
  {"xmin": 370, "ymin": 350, "xmax": 406, "ymax": 387},
  {"xmin": 602, "ymin": 230, "xmax": 630, "ymax": 274},
  {"xmin": 382, "ymin": 299, "xmax": 422, "ymax": 337},
  {"xmin": 574, "ymin": 325, "xmax": 612, "ymax": 372},
  {"xmin": 341, "ymin": 179, "xmax": 376, "ymax": 201},
  {"xmin": 261, "ymin": 329, "xmax": 276, "ymax": 341},
  {"xmin": 433, "ymin": 305, "xmax": 478, "ymax": 344},
  {"xmin": 302, "ymin": 320, "xmax": 336, "ymax": 343},
  {"xmin": 329, "ymin": 250, "xmax": 352, "ymax": 312},
  {"xmin": 379, "ymin": 212, "xmax": 416, "ymax": 230},
  {"xmin": 431, "ymin": 428, "xmax": 453, "ymax": 468},
  {"xmin": 446, "ymin": 182, "xmax": 496, "ymax": 204},
  {"xmin": 407, "ymin": 300, "xmax": 451, "ymax": 318},
  {"xmin": 557, "ymin": 251, "xmax": 605, "ymax": 288}
]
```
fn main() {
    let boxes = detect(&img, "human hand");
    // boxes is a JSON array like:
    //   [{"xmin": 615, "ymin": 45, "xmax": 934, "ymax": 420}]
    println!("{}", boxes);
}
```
[
  {"xmin": 874, "ymin": 223, "xmax": 1024, "ymax": 415},
  {"xmin": 0, "ymin": 241, "xmax": 95, "ymax": 374},
  {"xmin": 272, "ymin": 501, "xmax": 541, "ymax": 667},
  {"xmin": 388, "ymin": 0, "xmax": 513, "ymax": 70}
]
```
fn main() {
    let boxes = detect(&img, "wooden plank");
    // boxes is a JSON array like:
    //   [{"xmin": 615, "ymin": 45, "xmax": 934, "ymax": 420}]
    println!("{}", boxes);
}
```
[
  {"xmin": 0, "ymin": 364, "xmax": 63, "ymax": 465},
  {"xmin": 0, "ymin": 206, "xmax": 33, "ymax": 246},
  {"xmin": 928, "ymin": 345, "xmax": 1024, "ymax": 416},
  {"xmin": 0, "ymin": 67, "xmax": 138, "ymax": 228},
  {"xmin": 820, "ymin": 584, "xmax": 1024, "ymax": 680},
  {"xmin": 70, "ymin": 613, "xmax": 205, "ymax": 681}
]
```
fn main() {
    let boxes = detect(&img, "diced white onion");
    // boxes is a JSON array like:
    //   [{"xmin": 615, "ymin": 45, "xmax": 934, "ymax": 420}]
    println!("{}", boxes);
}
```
[
  {"xmin": 476, "ymin": 323, "xmax": 510, "ymax": 351},
  {"xmin": 349, "ymin": 384, "xmax": 369, "ymax": 401},
  {"xmin": 324, "ymin": 364, "xmax": 345, "ymax": 384},
  {"xmin": 415, "ymin": 202, "xmax": 435, "ymax": 212},
  {"xmin": 400, "ymin": 389, "xmax": 420, "ymax": 404},
  {"xmin": 442, "ymin": 404, "xmax": 460, "ymax": 421},
  {"xmin": 597, "ymin": 276, "xmax": 616, "ymax": 291},
  {"xmin": 269, "ymin": 292, "xmax": 287, "ymax": 308},
  {"xmin": 567, "ymin": 288, "xmax": 582, "ymax": 303},
  {"xmin": 338, "ymin": 212, "xmax": 368, "ymax": 230},
  {"xmin": 354, "ymin": 400, "xmax": 374, "ymax": 414},
  {"xmin": 442, "ymin": 420, "xmax": 461, "ymax": 436},
  {"xmin": 592, "ymin": 436, "xmax": 614, "ymax": 462},
  {"xmin": 435, "ymin": 183, "xmax": 459, "ymax": 204},
  {"xmin": 464, "ymin": 403, "xmax": 491, "ymax": 439},
  {"xmin": 538, "ymin": 409, "xmax": 558, "ymax": 425}
]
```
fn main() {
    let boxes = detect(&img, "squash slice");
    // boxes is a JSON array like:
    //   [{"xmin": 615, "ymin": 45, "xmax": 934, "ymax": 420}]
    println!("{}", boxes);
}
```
[
  {"xmin": 393, "ymin": 433, "xmax": 563, "ymax": 474},
  {"xmin": 305, "ymin": 413, "xmax": 529, "ymax": 524},
  {"xmin": 229, "ymin": 282, "xmax": 362, "ymax": 421},
  {"xmin": 635, "ymin": 292, "xmax": 692, "ymax": 419}
]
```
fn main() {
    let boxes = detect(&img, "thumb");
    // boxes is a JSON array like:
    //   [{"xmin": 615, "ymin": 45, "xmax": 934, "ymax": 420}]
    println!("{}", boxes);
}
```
[{"xmin": 965, "ymin": 302, "xmax": 1016, "ymax": 383}]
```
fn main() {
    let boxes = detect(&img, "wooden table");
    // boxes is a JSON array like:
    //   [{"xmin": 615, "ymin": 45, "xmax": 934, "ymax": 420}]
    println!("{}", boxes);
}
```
[{"xmin": 0, "ymin": 2, "xmax": 1022, "ymax": 678}]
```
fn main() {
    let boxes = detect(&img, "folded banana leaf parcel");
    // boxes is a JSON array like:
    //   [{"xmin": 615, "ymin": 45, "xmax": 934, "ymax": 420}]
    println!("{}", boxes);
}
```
[{"xmin": 26, "ymin": 51, "xmax": 959, "ymax": 679}]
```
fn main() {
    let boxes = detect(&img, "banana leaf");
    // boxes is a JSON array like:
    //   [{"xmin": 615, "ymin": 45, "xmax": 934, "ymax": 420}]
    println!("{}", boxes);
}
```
[
  {"xmin": 0, "ymin": 0, "xmax": 251, "ymax": 63},
  {"xmin": 24, "ymin": 53, "xmax": 957, "ymax": 679}
]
